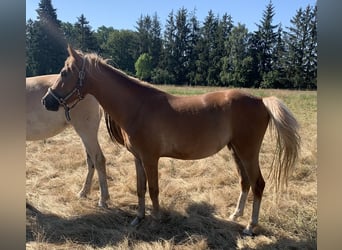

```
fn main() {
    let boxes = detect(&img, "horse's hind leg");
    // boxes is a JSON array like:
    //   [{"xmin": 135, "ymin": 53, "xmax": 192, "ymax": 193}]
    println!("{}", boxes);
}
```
[
  {"xmin": 229, "ymin": 147, "xmax": 250, "ymax": 221},
  {"xmin": 72, "ymin": 119, "xmax": 109, "ymax": 207},
  {"xmin": 229, "ymin": 143, "xmax": 265, "ymax": 235},
  {"xmin": 243, "ymin": 161, "xmax": 265, "ymax": 235},
  {"xmin": 89, "ymin": 145, "xmax": 109, "ymax": 208}
]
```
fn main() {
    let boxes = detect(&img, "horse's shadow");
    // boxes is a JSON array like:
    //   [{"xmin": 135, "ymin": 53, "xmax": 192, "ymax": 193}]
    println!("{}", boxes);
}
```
[{"xmin": 26, "ymin": 202, "xmax": 311, "ymax": 249}]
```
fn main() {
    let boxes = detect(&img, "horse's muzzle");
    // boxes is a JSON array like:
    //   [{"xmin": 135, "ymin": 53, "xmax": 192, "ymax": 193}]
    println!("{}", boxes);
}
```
[{"xmin": 41, "ymin": 93, "xmax": 60, "ymax": 111}]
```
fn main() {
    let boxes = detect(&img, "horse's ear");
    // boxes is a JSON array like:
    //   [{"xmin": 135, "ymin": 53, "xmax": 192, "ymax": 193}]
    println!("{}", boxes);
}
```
[{"xmin": 67, "ymin": 44, "xmax": 82, "ymax": 63}]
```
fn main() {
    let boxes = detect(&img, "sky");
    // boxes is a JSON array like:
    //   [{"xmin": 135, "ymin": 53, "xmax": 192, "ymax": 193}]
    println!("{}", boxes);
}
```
[{"xmin": 26, "ymin": 0, "xmax": 317, "ymax": 32}]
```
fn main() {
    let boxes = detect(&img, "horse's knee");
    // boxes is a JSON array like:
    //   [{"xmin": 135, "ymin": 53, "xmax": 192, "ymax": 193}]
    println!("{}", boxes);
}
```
[{"xmin": 95, "ymin": 152, "xmax": 106, "ymax": 169}]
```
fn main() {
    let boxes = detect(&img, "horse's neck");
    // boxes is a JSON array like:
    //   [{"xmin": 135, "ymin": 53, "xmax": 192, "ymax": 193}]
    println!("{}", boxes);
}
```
[{"xmin": 88, "ymin": 64, "xmax": 146, "ymax": 129}]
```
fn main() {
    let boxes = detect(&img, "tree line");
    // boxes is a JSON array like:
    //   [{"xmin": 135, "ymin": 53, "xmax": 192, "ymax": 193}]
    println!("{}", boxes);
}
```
[{"xmin": 26, "ymin": 0, "xmax": 317, "ymax": 89}]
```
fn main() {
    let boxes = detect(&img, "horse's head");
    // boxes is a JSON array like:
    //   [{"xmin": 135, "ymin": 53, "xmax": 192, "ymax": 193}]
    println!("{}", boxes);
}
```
[{"xmin": 42, "ymin": 45, "xmax": 86, "ymax": 120}]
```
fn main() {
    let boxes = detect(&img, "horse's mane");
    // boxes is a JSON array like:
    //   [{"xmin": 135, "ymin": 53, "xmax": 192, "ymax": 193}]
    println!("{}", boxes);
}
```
[{"xmin": 75, "ymin": 50, "xmax": 165, "ymax": 94}]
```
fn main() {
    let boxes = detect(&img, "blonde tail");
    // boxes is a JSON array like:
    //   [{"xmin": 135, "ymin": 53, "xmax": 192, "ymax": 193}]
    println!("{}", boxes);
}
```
[{"xmin": 262, "ymin": 96, "xmax": 301, "ymax": 191}]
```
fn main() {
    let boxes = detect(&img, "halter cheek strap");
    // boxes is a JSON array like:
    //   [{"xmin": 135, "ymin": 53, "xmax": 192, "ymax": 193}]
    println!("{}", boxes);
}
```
[{"xmin": 48, "ymin": 57, "xmax": 86, "ymax": 121}]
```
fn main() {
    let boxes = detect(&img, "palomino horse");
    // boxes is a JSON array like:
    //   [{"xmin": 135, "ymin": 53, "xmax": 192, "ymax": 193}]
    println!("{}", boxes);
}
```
[
  {"xmin": 27, "ymin": 74, "xmax": 109, "ymax": 207},
  {"xmin": 42, "ymin": 46, "xmax": 300, "ymax": 235}
]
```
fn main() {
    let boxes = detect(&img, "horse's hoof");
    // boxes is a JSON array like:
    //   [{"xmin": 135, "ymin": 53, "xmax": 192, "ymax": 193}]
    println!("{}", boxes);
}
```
[
  {"xmin": 78, "ymin": 191, "xmax": 87, "ymax": 199},
  {"xmin": 98, "ymin": 202, "xmax": 108, "ymax": 209},
  {"xmin": 242, "ymin": 226, "xmax": 256, "ymax": 236},
  {"xmin": 130, "ymin": 216, "xmax": 144, "ymax": 226},
  {"xmin": 229, "ymin": 214, "xmax": 238, "ymax": 221}
]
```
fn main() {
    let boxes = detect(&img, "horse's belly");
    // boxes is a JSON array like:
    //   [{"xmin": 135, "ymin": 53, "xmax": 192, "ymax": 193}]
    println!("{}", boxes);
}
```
[{"xmin": 161, "ymin": 132, "xmax": 230, "ymax": 160}]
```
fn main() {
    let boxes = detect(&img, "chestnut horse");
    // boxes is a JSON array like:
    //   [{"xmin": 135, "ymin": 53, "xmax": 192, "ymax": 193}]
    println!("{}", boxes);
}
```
[
  {"xmin": 27, "ymin": 74, "xmax": 109, "ymax": 207},
  {"xmin": 42, "ymin": 46, "xmax": 300, "ymax": 235}
]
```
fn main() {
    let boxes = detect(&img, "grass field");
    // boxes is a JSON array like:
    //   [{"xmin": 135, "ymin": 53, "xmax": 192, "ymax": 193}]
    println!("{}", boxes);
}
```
[{"xmin": 26, "ymin": 86, "xmax": 317, "ymax": 249}]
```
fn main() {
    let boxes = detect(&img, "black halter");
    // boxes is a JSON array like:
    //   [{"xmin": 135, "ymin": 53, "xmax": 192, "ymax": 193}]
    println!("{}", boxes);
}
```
[{"xmin": 47, "ymin": 58, "xmax": 86, "ymax": 121}]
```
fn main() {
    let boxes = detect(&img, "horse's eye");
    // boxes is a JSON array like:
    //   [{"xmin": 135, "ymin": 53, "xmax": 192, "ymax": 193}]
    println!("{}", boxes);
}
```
[{"xmin": 61, "ymin": 70, "xmax": 67, "ymax": 77}]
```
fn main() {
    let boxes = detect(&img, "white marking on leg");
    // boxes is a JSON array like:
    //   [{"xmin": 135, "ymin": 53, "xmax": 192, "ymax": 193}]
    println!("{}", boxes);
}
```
[
  {"xmin": 229, "ymin": 191, "xmax": 248, "ymax": 221},
  {"xmin": 243, "ymin": 198, "xmax": 261, "ymax": 235}
]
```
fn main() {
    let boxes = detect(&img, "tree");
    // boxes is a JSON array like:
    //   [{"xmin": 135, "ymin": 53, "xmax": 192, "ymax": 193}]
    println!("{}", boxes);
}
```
[
  {"xmin": 253, "ymin": 1, "xmax": 278, "ymax": 88},
  {"xmin": 286, "ymin": 5, "xmax": 317, "ymax": 89},
  {"xmin": 26, "ymin": 19, "xmax": 39, "ymax": 76},
  {"xmin": 173, "ymin": 7, "xmax": 191, "ymax": 84},
  {"xmin": 158, "ymin": 10, "xmax": 177, "ymax": 84},
  {"xmin": 194, "ymin": 10, "xmax": 219, "ymax": 85},
  {"xmin": 74, "ymin": 14, "xmax": 98, "ymax": 52},
  {"xmin": 95, "ymin": 25, "xmax": 115, "ymax": 56},
  {"xmin": 221, "ymin": 23, "xmax": 253, "ymax": 87},
  {"xmin": 30, "ymin": 0, "xmax": 67, "ymax": 75},
  {"xmin": 135, "ymin": 53, "xmax": 153, "ymax": 81},
  {"xmin": 136, "ymin": 13, "xmax": 162, "ymax": 69},
  {"xmin": 187, "ymin": 9, "xmax": 200, "ymax": 85},
  {"xmin": 61, "ymin": 22, "xmax": 78, "ymax": 48},
  {"xmin": 103, "ymin": 29, "xmax": 139, "ymax": 74}
]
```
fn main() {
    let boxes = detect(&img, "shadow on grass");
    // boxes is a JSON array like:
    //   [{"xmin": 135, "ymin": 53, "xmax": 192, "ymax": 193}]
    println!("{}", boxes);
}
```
[{"xmin": 26, "ymin": 201, "xmax": 314, "ymax": 249}]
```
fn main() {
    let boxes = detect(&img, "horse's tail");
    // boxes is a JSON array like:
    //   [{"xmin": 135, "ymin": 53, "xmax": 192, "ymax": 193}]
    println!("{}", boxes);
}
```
[
  {"xmin": 262, "ymin": 96, "xmax": 301, "ymax": 191},
  {"xmin": 105, "ymin": 112, "xmax": 125, "ymax": 146}
]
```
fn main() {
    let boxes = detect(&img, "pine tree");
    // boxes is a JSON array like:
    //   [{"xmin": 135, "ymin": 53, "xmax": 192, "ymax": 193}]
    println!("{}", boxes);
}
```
[
  {"xmin": 254, "ymin": 1, "xmax": 278, "ymax": 88},
  {"xmin": 187, "ymin": 9, "xmax": 200, "ymax": 85},
  {"xmin": 26, "ymin": 19, "xmax": 38, "ymax": 76},
  {"xmin": 135, "ymin": 13, "xmax": 162, "ymax": 69},
  {"xmin": 150, "ymin": 13, "xmax": 162, "ymax": 68},
  {"xmin": 220, "ymin": 23, "xmax": 252, "ymax": 87},
  {"xmin": 195, "ymin": 10, "xmax": 219, "ymax": 85},
  {"xmin": 32, "ymin": 0, "xmax": 67, "ymax": 75},
  {"xmin": 157, "ymin": 10, "xmax": 177, "ymax": 84},
  {"xmin": 286, "ymin": 4, "xmax": 317, "ymax": 89},
  {"xmin": 136, "ymin": 14, "xmax": 152, "ymax": 55},
  {"xmin": 103, "ymin": 29, "xmax": 139, "ymax": 74},
  {"xmin": 74, "ymin": 14, "xmax": 98, "ymax": 52},
  {"xmin": 94, "ymin": 25, "xmax": 115, "ymax": 56},
  {"xmin": 173, "ymin": 7, "xmax": 191, "ymax": 84}
]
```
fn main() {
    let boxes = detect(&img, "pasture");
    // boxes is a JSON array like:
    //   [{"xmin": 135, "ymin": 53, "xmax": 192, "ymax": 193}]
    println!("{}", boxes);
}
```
[{"xmin": 26, "ymin": 86, "xmax": 317, "ymax": 249}]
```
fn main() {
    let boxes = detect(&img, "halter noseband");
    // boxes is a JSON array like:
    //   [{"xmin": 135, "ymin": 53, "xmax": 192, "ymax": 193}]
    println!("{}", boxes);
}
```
[{"xmin": 48, "ymin": 57, "xmax": 86, "ymax": 121}]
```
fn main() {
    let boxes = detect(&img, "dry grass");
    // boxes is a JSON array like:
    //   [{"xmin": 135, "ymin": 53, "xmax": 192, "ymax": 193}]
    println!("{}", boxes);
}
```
[{"xmin": 26, "ymin": 87, "xmax": 317, "ymax": 249}]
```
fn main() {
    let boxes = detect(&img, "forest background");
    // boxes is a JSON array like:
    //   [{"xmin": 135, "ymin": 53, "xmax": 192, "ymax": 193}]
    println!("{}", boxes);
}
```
[{"xmin": 26, "ymin": 0, "xmax": 317, "ymax": 89}]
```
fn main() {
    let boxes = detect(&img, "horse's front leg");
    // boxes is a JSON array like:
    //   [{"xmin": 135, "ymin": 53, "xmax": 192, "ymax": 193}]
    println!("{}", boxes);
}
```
[
  {"xmin": 131, "ymin": 157, "xmax": 147, "ymax": 226},
  {"xmin": 78, "ymin": 152, "xmax": 95, "ymax": 198},
  {"xmin": 144, "ymin": 158, "xmax": 161, "ymax": 222}
]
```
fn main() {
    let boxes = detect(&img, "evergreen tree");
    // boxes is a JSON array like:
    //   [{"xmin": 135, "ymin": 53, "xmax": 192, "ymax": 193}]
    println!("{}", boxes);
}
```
[
  {"xmin": 158, "ymin": 10, "xmax": 177, "ymax": 84},
  {"xmin": 271, "ymin": 25, "xmax": 290, "ymax": 88},
  {"xmin": 136, "ymin": 14, "xmax": 152, "ymax": 55},
  {"xmin": 173, "ymin": 7, "xmax": 191, "ymax": 84},
  {"xmin": 286, "ymin": 5, "xmax": 317, "ymax": 89},
  {"xmin": 74, "ymin": 14, "xmax": 98, "ymax": 52},
  {"xmin": 220, "ymin": 23, "xmax": 253, "ymax": 87},
  {"xmin": 31, "ymin": 0, "xmax": 67, "ymax": 75},
  {"xmin": 150, "ymin": 13, "xmax": 163, "ymax": 68},
  {"xmin": 216, "ymin": 13, "xmax": 234, "ymax": 86},
  {"xmin": 253, "ymin": 1, "xmax": 278, "ymax": 88},
  {"xmin": 61, "ymin": 22, "xmax": 78, "ymax": 48},
  {"xmin": 195, "ymin": 10, "xmax": 219, "ymax": 85},
  {"xmin": 26, "ymin": 19, "xmax": 38, "ymax": 76},
  {"xmin": 187, "ymin": 9, "xmax": 200, "ymax": 85},
  {"xmin": 95, "ymin": 25, "xmax": 116, "ymax": 56},
  {"xmin": 136, "ymin": 13, "xmax": 162, "ymax": 70},
  {"xmin": 103, "ymin": 29, "xmax": 139, "ymax": 74}
]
